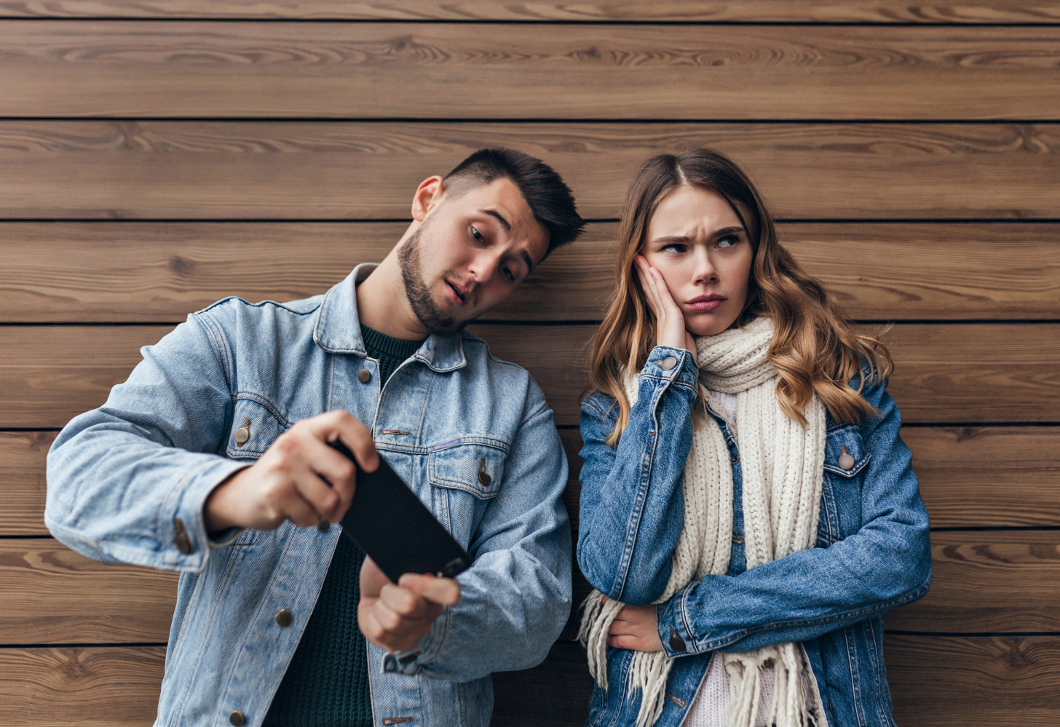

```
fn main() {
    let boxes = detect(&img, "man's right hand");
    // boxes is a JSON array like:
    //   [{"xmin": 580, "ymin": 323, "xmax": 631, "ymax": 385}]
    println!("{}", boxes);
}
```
[{"xmin": 204, "ymin": 410, "xmax": 379, "ymax": 533}]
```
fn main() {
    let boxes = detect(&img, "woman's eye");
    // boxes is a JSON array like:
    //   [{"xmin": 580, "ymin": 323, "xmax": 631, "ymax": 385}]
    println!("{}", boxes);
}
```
[
  {"xmin": 661, "ymin": 243, "xmax": 686, "ymax": 253},
  {"xmin": 716, "ymin": 235, "xmax": 739, "ymax": 248}
]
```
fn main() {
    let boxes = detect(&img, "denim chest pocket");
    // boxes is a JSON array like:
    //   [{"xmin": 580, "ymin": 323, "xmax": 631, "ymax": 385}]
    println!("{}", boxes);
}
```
[
  {"xmin": 817, "ymin": 424, "xmax": 871, "ymax": 545},
  {"xmin": 225, "ymin": 397, "xmax": 291, "ymax": 460},
  {"xmin": 427, "ymin": 438, "xmax": 508, "ymax": 499}
]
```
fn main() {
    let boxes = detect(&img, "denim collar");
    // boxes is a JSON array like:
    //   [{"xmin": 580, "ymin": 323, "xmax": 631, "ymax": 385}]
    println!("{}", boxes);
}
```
[{"xmin": 313, "ymin": 263, "xmax": 468, "ymax": 373}]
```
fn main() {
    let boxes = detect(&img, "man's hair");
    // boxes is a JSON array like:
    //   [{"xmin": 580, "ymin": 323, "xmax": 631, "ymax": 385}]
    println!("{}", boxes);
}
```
[{"xmin": 443, "ymin": 148, "xmax": 585, "ymax": 257}]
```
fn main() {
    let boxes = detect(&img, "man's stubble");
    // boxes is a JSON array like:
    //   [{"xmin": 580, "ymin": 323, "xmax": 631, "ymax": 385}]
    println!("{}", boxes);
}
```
[{"xmin": 397, "ymin": 219, "xmax": 464, "ymax": 335}]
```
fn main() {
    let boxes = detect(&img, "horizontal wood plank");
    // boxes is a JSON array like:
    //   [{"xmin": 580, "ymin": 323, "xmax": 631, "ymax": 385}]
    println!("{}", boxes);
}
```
[
  {"xmin": 4, "ymin": 122, "xmax": 1058, "ymax": 220},
  {"xmin": 0, "ymin": 540, "xmax": 176, "ymax": 644},
  {"xmin": 903, "ymin": 427, "xmax": 1060, "ymax": 528},
  {"xmin": 0, "ymin": 646, "xmax": 164, "ymax": 727},
  {"xmin": 3, "ymin": 222, "xmax": 1059, "ymax": 322},
  {"xmin": 0, "ymin": 432, "xmax": 54, "ymax": 537},
  {"xmin": 887, "ymin": 531, "xmax": 1060, "ymax": 632},
  {"xmin": 3, "ymin": 637, "xmax": 1058, "ymax": 727},
  {"xmin": 1, "ymin": 323, "xmax": 1057, "ymax": 428},
  {"xmin": 1, "ymin": 1, "xmax": 1057, "ymax": 23},
  {"xmin": 2, "ymin": 23, "xmax": 1059, "ymax": 119}
]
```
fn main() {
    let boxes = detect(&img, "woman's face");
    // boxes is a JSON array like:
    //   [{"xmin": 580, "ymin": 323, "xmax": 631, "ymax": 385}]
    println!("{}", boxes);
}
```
[{"xmin": 641, "ymin": 185, "xmax": 754, "ymax": 337}]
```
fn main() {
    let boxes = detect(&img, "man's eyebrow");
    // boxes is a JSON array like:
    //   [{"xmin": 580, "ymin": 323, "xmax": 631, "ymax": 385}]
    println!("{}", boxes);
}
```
[{"xmin": 479, "ymin": 208, "xmax": 511, "ymax": 232}]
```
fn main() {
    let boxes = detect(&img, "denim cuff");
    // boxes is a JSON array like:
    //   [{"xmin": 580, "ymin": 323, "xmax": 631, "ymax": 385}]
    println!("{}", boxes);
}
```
[
  {"xmin": 643, "ymin": 346, "xmax": 699, "ymax": 391},
  {"xmin": 657, "ymin": 588, "xmax": 698, "ymax": 658},
  {"xmin": 381, "ymin": 605, "xmax": 450, "ymax": 676},
  {"xmin": 164, "ymin": 457, "xmax": 253, "ymax": 572}
]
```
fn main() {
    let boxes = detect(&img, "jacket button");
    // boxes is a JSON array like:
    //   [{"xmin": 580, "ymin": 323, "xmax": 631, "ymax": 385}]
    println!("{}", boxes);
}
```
[
  {"xmin": 660, "ymin": 356, "xmax": 677, "ymax": 370},
  {"xmin": 838, "ymin": 446, "xmax": 855, "ymax": 470},
  {"xmin": 357, "ymin": 368, "xmax": 372, "ymax": 384},
  {"xmin": 275, "ymin": 608, "xmax": 293, "ymax": 627},
  {"xmin": 669, "ymin": 630, "xmax": 686, "ymax": 652},
  {"xmin": 229, "ymin": 711, "xmax": 245, "ymax": 726},
  {"xmin": 173, "ymin": 518, "xmax": 192, "ymax": 555},
  {"xmin": 316, "ymin": 518, "xmax": 331, "ymax": 532},
  {"xmin": 478, "ymin": 456, "xmax": 492, "ymax": 486},
  {"xmin": 731, "ymin": 534, "xmax": 744, "ymax": 545}
]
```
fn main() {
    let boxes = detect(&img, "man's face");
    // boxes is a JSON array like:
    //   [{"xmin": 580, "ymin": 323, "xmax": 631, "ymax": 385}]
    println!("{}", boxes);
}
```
[{"xmin": 399, "ymin": 177, "xmax": 550, "ymax": 334}]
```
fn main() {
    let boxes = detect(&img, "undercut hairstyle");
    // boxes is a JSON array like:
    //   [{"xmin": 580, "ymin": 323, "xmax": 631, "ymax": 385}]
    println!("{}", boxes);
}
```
[{"xmin": 443, "ymin": 148, "xmax": 585, "ymax": 257}]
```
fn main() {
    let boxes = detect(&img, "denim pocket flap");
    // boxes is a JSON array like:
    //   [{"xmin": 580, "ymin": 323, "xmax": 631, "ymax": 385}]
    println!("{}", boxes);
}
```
[
  {"xmin": 428, "ymin": 439, "xmax": 508, "ymax": 499},
  {"xmin": 225, "ymin": 397, "xmax": 290, "ymax": 459},
  {"xmin": 823, "ymin": 425, "xmax": 870, "ymax": 477}
]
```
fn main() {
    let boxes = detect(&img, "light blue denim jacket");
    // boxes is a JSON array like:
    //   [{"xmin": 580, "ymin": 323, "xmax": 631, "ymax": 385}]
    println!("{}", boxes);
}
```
[
  {"xmin": 46, "ymin": 264, "xmax": 573, "ymax": 727},
  {"xmin": 577, "ymin": 345, "xmax": 931, "ymax": 727}
]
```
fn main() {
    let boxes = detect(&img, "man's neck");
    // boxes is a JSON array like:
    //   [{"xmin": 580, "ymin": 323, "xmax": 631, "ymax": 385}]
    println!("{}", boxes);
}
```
[{"xmin": 355, "ymin": 254, "xmax": 429, "ymax": 341}]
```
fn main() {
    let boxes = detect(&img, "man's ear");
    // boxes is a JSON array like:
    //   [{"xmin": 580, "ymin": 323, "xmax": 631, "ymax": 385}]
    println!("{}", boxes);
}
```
[{"xmin": 411, "ymin": 176, "xmax": 445, "ymax": 222}]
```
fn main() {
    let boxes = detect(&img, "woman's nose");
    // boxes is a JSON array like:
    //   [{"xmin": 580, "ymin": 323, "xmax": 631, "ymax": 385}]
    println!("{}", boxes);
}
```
[{"xmin": 691, "ymin": 248, "xmax": 717, "ymax": 284}]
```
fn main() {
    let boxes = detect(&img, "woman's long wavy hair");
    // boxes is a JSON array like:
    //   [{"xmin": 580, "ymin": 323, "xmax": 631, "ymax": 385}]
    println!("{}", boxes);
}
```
[{"xmin": 588, "ymin": 149, "xmax": 893, "ymax": 445}]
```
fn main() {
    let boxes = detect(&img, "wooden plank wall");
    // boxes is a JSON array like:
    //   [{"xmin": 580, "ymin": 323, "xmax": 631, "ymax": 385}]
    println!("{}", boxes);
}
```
[{"xmin": 0, "ymin": 2, "xmax": 1057, "ymax": 725}]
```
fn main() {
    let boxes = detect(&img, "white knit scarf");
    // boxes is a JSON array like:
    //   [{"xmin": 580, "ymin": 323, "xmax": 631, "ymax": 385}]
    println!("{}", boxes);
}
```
[{"xmin": 578, "ymin": 317, "xmax": 828, "ymax": 727}]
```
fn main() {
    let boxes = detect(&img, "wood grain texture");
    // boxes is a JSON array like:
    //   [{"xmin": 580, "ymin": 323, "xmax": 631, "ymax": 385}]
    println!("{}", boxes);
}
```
[
  {"xmin": 904, "ymin": 426, "xmax": 1060, "ymax": 528},
  {"xmin": 0, "ymin": 540, "xmax": 176, "ymax": 644},
  {"xmin": 1, "ymin": 1, "xmax": 1057, "ymax": 23},
  {"xmin": 3, "ymin": 222, "xmax": 1059, "ymax": 323},
  {"xmin": 2, "ymin": 323, "xmax": 1057, "ymax": 428},
  {"xmin": 2, "ymin": 23, "xmax": 1059, "ymax": 119},
  {"xmin": 4, "ymin": 122, "xmax": 1058, "ymax": 220},
  {"xmin": 0, "ymin": 646, "xmax": 164, "ymax": 726},
  {"xmin": 0, "ymin": 432, "xmax": 54, "ymax": 537},
  {"xmin": 887, "ymin": 531, "xmax": 1060, "ymax": 633}
]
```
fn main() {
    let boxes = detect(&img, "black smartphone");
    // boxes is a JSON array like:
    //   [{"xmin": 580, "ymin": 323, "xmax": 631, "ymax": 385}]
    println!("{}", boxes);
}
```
[{"xmin": 328, "ymin": 439, "xmax": 471, "ymax": 583}]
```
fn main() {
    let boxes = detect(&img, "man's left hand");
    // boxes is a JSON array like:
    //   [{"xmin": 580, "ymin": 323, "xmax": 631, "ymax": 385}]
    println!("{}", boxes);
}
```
[{"xmin": 358, "ymin": 557, "xmax": 461, "ymax": 653}]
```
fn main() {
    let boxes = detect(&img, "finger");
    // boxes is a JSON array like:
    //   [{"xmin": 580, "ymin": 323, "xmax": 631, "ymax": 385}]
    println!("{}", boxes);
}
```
[
  {"xmin": 359, "ymin": 557, "xmax": 393, "ymax": 598},
  {"xmin": 399, "ymin": 573, "xmax": 461, "ymax": 606},
  {"xmin": 292, "ymin": 434, "xmax": 357, "ymax": 519},
  {"xmin": 322, "ymin": 410, "xmax": 379, "ymax": 473},
  {"xmin": 379, "ymin": 582, "xmax": 436, "ymax": 621},
  {"xmin": 276, "ymin": 486, "xmax": 323, "ymax": 529},
  {"xmin": 648, "ymin": 266, "xmax": 682, "ymax": 315},
  {"xmin": 291, "ymin": 469, "xmax": 346, "ymax": 522}
]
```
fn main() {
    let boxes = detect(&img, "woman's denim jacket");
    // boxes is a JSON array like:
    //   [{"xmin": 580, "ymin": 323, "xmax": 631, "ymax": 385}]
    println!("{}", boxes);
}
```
[
  {"xmin": 577, "ymin": 346, "xmax": 931, "ymax": 727},
  {"xmin": 45, "ymin": 265, "xmax": 572, "ymax": 727}
]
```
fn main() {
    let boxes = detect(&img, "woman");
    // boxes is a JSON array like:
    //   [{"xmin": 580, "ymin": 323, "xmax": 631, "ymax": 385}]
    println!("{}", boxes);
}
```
[{"xmin": 576, "ymin": 149, "xmax": 931, "ymax": 727}]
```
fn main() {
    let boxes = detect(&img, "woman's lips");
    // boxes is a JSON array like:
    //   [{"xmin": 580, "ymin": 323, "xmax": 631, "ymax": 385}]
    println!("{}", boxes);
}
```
[{"xmin": 687, "ymin": 295, "xmax": 725, "ymax": 312}]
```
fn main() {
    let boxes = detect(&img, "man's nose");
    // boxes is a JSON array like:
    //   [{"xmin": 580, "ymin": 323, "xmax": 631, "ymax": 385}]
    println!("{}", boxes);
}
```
[{"xmin": 468, "ymin": 253, "xmax": 500, "ymax": 284}]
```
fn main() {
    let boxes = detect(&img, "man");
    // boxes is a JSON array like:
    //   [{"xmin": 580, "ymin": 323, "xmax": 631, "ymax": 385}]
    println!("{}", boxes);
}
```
[{"xmin": 46, "ymin": 148, "xmax": 584, "ymax": 727}]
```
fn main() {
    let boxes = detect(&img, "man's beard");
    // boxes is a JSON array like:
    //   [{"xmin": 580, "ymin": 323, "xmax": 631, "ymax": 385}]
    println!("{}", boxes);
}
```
[{"xmin": 398, "ymin": 223, "xmax": 465, "ymax": 335}]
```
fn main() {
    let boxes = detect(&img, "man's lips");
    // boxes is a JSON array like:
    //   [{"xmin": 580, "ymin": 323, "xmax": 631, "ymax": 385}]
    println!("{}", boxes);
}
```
[
  {"xmin": 445, "ymin": 279, "xmax": 469, "ymax": 306},
  {"xmin": 687, "ymin": 294, "xmax": 725, "ymax": 312}
]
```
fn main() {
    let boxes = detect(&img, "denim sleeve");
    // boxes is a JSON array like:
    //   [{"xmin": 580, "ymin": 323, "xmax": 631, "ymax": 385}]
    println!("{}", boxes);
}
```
[
  {"xmin": 656, "ymin": 375, "xmax": 932, "ymax": 656},
  {"xmin": 45, "ymin": 311, "xmax": 248, "ymax": 574},
  {"xmin": 384, "ymin": 381, "xmax": 573, "ymax": 681},
  {"xmin": 576, "ymin": 346, "xmax": 700, "ymax": 606}
]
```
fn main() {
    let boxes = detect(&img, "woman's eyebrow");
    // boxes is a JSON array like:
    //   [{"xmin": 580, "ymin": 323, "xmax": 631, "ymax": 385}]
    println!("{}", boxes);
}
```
[
  {"xmin": 651, "ymin": 234, "xmax": 692, "ymax": 244},
  {"xmin": 712, "ymin": 225, "xmax": 745, "ymax": 237}
]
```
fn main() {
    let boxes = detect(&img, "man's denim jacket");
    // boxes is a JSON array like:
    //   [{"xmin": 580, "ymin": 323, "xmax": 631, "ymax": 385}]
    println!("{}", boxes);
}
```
[
  {"xmin": 577, "ymin": 346, "xmax": 931, "ymax": 727},
  {"xmin": 45, "ymin": 264, "xmax": 573, "ymax": 727}
]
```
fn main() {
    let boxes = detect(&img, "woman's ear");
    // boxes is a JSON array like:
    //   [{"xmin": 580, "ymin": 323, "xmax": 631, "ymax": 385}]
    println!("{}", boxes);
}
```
[{"xmin": 411, "ymin": 176, "xmax": 445, "ymax": 221}]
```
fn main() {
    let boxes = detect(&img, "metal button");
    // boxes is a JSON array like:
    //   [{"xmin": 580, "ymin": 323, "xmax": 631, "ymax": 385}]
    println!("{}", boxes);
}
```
[
  {"xmin": 838, "ymin": 446, "xmax": 855, "ymax": 470},
  {"xmin": 173, "ymin": 517, "xmax": 192, "ymax": 555},
  {"xmin": 660, "ymin": 356, "xmax": 677, "ymax": 370},
  {"xmin": 669, "ymin": 630, "xmax": 686, "ymax": 652},
  {"xmin": 316, "ymin": 518, "xmax": 331, "ymax": 533},
  {"xmin": 357, "ymin": 368, "xmax": 372, "ymax": 384},
  {"xmin": 478, "ymin": 456, "xmax": 492, "ymax": 487},
  {"xmin": 275, "ymin": 608, "xmax": 293, "ymax": 627},
  {"xmin": 234, "ymin": 427, "xmax": 249, "ymax": 446},
  {"xmin": 229, "ymin": 711, "xmax": 245, "ymax": 726},
  {"xmin": 731, "ymin": 534, "xmax": 745, "ymax": 545}
]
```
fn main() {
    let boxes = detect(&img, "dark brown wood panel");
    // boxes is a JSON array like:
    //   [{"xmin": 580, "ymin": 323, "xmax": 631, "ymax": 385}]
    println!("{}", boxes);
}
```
[
  {"xmin": 4, "ymin": 122, "xmax": 1057, "ymax": 220},
  {"xmin": 887, "ymin": 635, "xmax": 1060, "ymax": 726},
  {"xmin": 2, "ymin": 323, "xmax": 1057, "ymax": 428},
  {"xmin": 0, "ymin": 540, "xmax": 176, "ymax": 644},
  {"xmin": 0, "ymin": 646, "xmax": 165, "ymax": 727},
  {"xmin": 887, "ymin": 531, "xmax": 1060, "ymax": 633},
  {"xmin": 3, "ymin": 222, "xmax": 1060, "ymax": 323},
  {"xmin": 2, "ymin": 1, "xmax": 1057, "ymax": 23},
  {"xmin": 2, "ymin": 23, "xmax": 1059, "ymax": 119},
  {"xmin": 0, "ymin": 432, "xmax": 54, "ymax": 537},
  {"xmin": 904, "ymin": 426, "xmax": 1060, "ymax": 528}
]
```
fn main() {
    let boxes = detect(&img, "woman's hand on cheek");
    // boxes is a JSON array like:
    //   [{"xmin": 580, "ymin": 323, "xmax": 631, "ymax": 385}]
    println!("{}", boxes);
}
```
[
  {"xmin": 634, "ymin": 255, "xmax": 694, "ymax": 354},
  {"xmin": 606, "ymin": 602, "xmax": 664, "ymax": 653}
]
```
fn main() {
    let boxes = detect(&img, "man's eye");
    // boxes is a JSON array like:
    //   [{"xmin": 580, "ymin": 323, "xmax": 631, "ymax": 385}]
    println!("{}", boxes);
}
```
[
  {"xmin": 470, "ymin": 226, "xmax": 485, "ymax": 243},
  {"xmin": 502, "ymin": 265, "xmax": 516, "ymax": 282}
]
